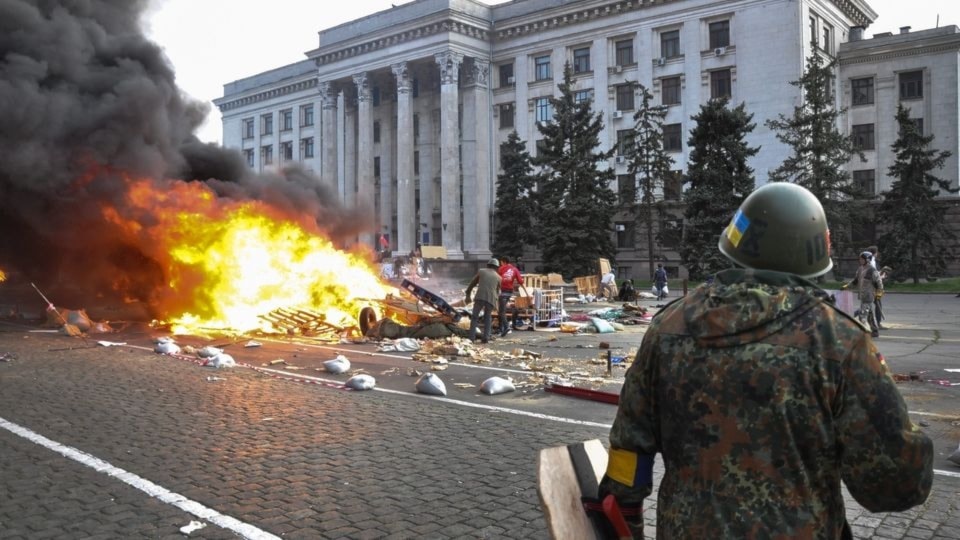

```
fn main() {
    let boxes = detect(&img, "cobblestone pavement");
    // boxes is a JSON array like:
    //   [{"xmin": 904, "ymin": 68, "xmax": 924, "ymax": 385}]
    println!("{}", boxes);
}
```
[{"xmin": 0, "ymin": 328, "xmax": 958, "ymax": 539}]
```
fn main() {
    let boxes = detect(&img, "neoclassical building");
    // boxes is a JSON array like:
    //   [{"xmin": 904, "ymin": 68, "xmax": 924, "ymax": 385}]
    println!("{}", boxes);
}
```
[{"xmin": 215, "ymin": 0, "xmax": 960, "ymax": 275}]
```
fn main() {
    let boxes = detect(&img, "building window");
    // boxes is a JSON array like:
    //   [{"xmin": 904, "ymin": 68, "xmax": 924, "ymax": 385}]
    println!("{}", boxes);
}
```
[
  {"xmin": 535, "ymin": 139, "xmax": 547, "ymax": 158},
  {"xmin": 413, "ymin": 114, "xmax": 420, "ymax": 141},
  {"xmin": 534, "ymin": 55, "xmax": 551, "ymax": 81},
  {"xmin": 281, "ymin": 109, "xmax": 293, "ymax": 131},
  {"xmin": 412, "ymin": 78, "xmax": 420, "ymax": 98},
  {"xmin": 852, "ymin": 77, "xmax": 874, "ymax": 106},
  {"xmin": 616, "ymin": 85, "xmax": 634, "ymax": 111},
  {"xmin": 615, "ymin": 39, "xmax": 634, "ymax": 66},
  {"xmin": 280, "ymin": 141, "xmax": 293, "ymax": 161},
  {"xmin": 616, "ymin": 129, "xmax": 633, "ymax": 156},
  {"xmin": 243, "ymin": 148, "xmax": 254, "ymax": 167},
  {"xmin": 660, "ymin": 217, "xmax": 682, "ymax": 248},
  {"xmin": 711, "ymin": 69, "xmax": 731, "ymax": 99},
  {"xmin": 822, "ymin": 23, "xmax": 833, "ymax": 54},
  {"xmin": 709, "ymin": 20, "xmax": 730, "ymax": 49},
  {"xmin": 301, "ymin": 137, "xmax": 314, "ymax": 159},
  {"xmin": 414, "ymin": 151, "xmax": 420, "ymax": 175},
  {"xmin": 664, "ymin": 170, "xmax": 683, "ymax": 200},
  {"xmin": 616, "ymin": 221, "xmax": 635, "ymax": 249},
  {"xmin": 261, "ymin": 145, "xmax": 273, "ymax": 165},
  {"xmin": 809, "ymin": 17, "xmax": 818, "ymax": 47},
  {"xmin": 899, "ymin": 71, "xmax": 923, "ymax": 100},
  {"xmin": 574, "ymin": 90, "xmax": 594, "ymax": 105},
  {"xmin": 853, "ymin": 169, "xmax": 875, "ymax": 197},
  {"xmin": 663, "ymin": 124, "xmax": 682, "ymax": 152},
  {"xmin": 261, "ymin": 113, "xmax": 273, "ymax": 135},
  {"xmin": 661, "ymin": 30, "xmax": 680, "ymax": 59},
  {"xmin": 372, "ymin": 87, "xmax": 381, "ymax": 106},
  {"xmin": 851, "ymin": 123, "xmax": 875, "ymax": 150},
  {"xmin": 242, "ymin": 118, "xmax": 254, "ymax": 139},
  {"xmin": 499, "ymin": 103, "xmax": 515, "ymax": 129},
  {"xmin": 911, "ymin": 118, "xmax": 924, "ymax": 134},
  {"xmin": 535, "ymin": 97, "xmax": 552, "ymax": 123},
  {"xmin": 662, "ymin": 76, "xmax": 681, "ymax": 105},
  {"xmin": 617, "ymin": 174, "xmax": 636, "ymax": 204},
  {"xmin": 374, "ymin": 156, "xmax": 381, "ymax": 178},
  {"xmin": 373, "ymin": 121, "xmax": 381, "ymax": 143},
  {"xmin": 499, "ymin": 63, "xmax": 514, "ymax": 87},
  {"xmin": 573, "ymin": 47, "xmax": 591, "ymax": 74},
  {"xmin": 300, "ymin": 105, "xmax": 314, "ymax": 127}
]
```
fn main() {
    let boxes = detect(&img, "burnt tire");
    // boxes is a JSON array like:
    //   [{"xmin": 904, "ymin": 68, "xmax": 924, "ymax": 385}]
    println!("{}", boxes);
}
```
[{"xmin": 358, "ymin": 306, "xmax": 378, "ymax": 336}]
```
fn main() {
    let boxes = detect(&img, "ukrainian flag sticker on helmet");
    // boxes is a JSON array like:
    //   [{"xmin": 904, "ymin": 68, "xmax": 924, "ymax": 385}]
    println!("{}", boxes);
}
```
[{"xmin": 725, "ymin": 209, "xmax": 751, "ymax": 248}]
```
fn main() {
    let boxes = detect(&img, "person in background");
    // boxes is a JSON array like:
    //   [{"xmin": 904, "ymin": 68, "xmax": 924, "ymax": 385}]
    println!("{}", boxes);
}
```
[
  {"xmin": 599, "ymin": 183, "xmax": 932, "ymax": 538},
  {"xmin": 515, "ymin": 256, "xmax": 526, "ymax": 272},
  {"xmin": 844, "ymin": 251, "xmax": 883, "ymax": 338},
  {"xmin": 599, "ymin": 269, "xmax": 617, "ymax": 300},
  {"xmin": 496, "ymin": 256, "xmax": 525, "ymax": 337},
  {"xmin": 618, "ymin": 279, "xmax": 636, "ymax": 302},
  {"xmin": 867, "ymin": 245, "xmax": 886, "ymax": 329},
  {"xmin": 653, "ymin": 263, "xmax": 668, "ymax": 301},
  {"xmin": 465, "ymin": 259, "xmax": 501, "ymax": 344}
]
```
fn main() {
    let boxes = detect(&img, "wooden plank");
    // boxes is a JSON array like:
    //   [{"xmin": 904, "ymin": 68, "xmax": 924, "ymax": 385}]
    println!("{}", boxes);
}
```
[{"xmin": 537, "ymin": 439, "xmax": 609, "ymax": 540}]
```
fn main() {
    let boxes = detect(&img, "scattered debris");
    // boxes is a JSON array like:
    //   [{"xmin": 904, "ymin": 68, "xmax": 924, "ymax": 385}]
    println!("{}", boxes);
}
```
[
  {"xmin": 454, "ymin": 383, "xmax": 475, "ymax": 389},
  {"xmin": 154, "ymin": 340, "xmax": 181, "ymax": 355},
  {"xmin": 323, "ymin": 355, "xmax": 351, "ymax": 374},
  {"xmin": 206, "ymin": 376, "xmax": 226, "ymax": 382},
  {"xmin": 481, "ymin": 376, "xmax": 516, "ymax": 395},
  {"xmin": 97, "ymin": 341, "xmax": 127, "ymax": 347},
  {"xmin": 0, "ymin": 352, "xmax": 14, "ymax": 362},
  {"xmin": 346, "ymin": 374, "xmax": 376, "ymax": 390},
  {"xmin": 179, "ymin": 521, "xmax": 207, "ymax": 535},
  {"xmin": 265, "ymin": 359, "xmax": 286, "ymax": 366},
  {"xmin": 244, "ymin": 340, "xmax": 262, "ymax": 348},
  {"xmin": 415, "ymin": 372, "xmax": 447, "ymax": 396},
  {"xmin": 198, "ymin": 346, "xmax": 223, "ymax": 358},
  {"xmin": 205, "ymin": 353, "xmax": 236, "ymax": 369},
  {"xmin": 377, "ymin": 338, "xmax": 421, "ymax": 352}
]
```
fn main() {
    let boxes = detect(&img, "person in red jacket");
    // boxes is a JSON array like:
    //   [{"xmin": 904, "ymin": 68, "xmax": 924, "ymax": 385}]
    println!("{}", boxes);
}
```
[{"xmin": 496, "ymin": 256, "xmax": 526, "ymax": 336}]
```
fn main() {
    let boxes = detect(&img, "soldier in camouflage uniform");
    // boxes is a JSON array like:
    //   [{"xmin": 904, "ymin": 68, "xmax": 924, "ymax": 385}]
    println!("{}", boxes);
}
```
[{"xmin": 599, "ymin": 183, "xmax": 933, "ymax": 539}]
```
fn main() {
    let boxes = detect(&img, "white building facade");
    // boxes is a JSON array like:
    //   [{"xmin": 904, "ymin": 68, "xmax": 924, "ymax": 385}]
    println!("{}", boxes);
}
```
[{"xmin": 215, "ymin": 0, "xmax": 959, "ymax": 274}]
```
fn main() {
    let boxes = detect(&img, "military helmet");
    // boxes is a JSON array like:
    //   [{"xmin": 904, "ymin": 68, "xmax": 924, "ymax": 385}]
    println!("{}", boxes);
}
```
[
  {"xmin": 718, "ymin": 183, "xmax": 833, "ymax": 278},
  {"xmin": 487, "ymin": 258, "xmax": 500, "ymax": 268}
]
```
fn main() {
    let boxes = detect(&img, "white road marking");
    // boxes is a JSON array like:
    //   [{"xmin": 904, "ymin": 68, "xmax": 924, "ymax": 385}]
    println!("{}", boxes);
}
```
[{"xmin": 0, "ymin": 417, "xmax": 280, "ymax": 540}]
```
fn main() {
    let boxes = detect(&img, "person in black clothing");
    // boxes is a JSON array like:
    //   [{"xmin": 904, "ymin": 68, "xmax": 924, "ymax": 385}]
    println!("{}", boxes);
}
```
[{"xmin": 618, "ymin": 279, "xmax": 636, "ymax": 301}]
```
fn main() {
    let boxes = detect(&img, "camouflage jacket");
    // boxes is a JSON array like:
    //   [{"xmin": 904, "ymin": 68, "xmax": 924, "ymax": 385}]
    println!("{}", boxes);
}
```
[{"xmin": 601, "ymin": 268, "xmax": 932, "ymax": 539}]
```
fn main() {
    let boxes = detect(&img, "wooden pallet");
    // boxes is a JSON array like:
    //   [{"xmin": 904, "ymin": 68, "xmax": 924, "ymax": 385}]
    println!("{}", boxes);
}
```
[{"xmin": 258, "ymin": 308, "xmax": 345, "ymax": 336}]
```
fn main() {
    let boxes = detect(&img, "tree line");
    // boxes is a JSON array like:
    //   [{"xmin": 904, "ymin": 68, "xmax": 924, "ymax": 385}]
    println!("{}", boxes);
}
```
[{"xmin": 492, "ymin": 55, "xmax": 956, "ymax": 284}]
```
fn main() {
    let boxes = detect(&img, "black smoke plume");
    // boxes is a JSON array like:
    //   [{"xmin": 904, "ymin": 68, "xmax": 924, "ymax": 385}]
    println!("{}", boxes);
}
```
[{"xmin": 0, "ymin": 0, "xmax": 370, "ymax": 312}]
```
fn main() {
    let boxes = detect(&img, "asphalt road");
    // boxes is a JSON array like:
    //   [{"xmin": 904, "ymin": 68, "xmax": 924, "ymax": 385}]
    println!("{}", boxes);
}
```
[{"xmin": 0, "ymin": 291, "xmax": 957, "ymax": 539}]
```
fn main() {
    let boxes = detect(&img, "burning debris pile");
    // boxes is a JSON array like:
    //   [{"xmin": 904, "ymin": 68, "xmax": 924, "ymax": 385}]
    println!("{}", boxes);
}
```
[{"xmin": 0, "ymin": 1, "xmax": 383, "ymax": 335}]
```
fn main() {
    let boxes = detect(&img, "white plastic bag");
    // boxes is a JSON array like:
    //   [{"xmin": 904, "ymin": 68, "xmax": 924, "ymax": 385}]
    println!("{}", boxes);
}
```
[
  {"xmin": 198, "ymin": 346, "xmax": 223, "ymax": 358},
  {"xmin": 480, "ymin": 376, "xmax": 515, "ymax": 395},
  {"xmin": 207, "ymin": 353, "xmax": 235, "ymax": 368},
  {"xmin": 415, "ymin": 373, "xmax": 447, "ymax": 396},
  {"xmin": 323, "ymin": 354, "xmax": 351, "ymax": 374},
  {"xmin": 663, "ymin": 285, "xmax": 669, "ymax": 295},
  {"xmin": 346, "ymin": 374, "xmax": 376, "ymax": 390},
  {"xmin": 154, "ymin": 341, "xmax": 181, "ymax": 355}
]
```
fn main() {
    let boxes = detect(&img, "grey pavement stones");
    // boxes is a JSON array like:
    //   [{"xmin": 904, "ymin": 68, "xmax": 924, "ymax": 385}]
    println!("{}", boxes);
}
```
[{"xmin": 0, "ymin": 331, "xmax": 958, "ymax": 539}]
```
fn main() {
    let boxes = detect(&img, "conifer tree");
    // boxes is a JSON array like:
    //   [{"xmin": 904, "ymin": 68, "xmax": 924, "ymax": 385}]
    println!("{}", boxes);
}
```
[
  {"xmin": 681, "ymin": 99, "xmax": 759, "ymax": 279},
  {"xmin": 532, "ymin": 64, "xmax": 617, "ymax": 278},
  {"xmin": 625, "ymin": 84, "xmax": 673, "ymax": 280},
  {"xmin": 765, "ymin": 50, "xmax": 864, "ymax": 255},
  {"xmin": 878, "ymin": 105, "xmax": 957, "ymax": 283},
  {"xmin": 492, "ymin": 131, "xmax": 538, "ymax": 261}
]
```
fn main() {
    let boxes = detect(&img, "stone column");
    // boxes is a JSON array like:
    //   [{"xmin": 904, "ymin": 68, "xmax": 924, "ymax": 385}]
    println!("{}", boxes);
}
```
[
  {"xmin": 393, "ymin": 62, "xmax": 415, "ymax": 256},
  {"xmin": 462, "ymin": 58, "xmax": 492, "ymax": 258},
  {"xmin": 435, "ymin": 51, "xmax": 464, "ymax": 259},
  {"xmin": 354, "ymin": 72, "xmax": 375, "ymax": 249},
  {"xmin": 319, "ymin": 81, "xmax": 338, "ymax": 193},
  {"xmin": 380, "ymin": 98, "xmax": 394, "ymax": 251}
]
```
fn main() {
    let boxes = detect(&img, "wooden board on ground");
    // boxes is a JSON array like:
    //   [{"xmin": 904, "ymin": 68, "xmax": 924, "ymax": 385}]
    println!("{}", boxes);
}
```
[
  {"xmin": 575, "ymin": 275, "xmax": 599, "ymax": 296},
  {"xmin": 599, "ymin": 258, "xmax": 613, "ymax": 276},
  {"xmin": 419, "ymin": 245, "xmax": 447, "ymax": 259},
  {"xmin": 537, "ymin": 439, "xmax": 609, "ymax": 540}
]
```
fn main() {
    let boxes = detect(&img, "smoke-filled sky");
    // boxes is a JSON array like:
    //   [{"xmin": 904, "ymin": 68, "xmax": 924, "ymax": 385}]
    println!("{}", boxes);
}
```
[
  {"xmin": 0, "ymin": 0, "xmax": 373, "ymax": 310},
  {"xmin": 143, "ymin": 0, "xmax": 958, "ymax": 145}
]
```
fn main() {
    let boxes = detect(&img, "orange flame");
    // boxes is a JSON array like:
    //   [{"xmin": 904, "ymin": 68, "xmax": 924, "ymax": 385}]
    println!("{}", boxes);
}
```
[
  {"xmin": 0, "ymin": 268, "xmax": 6, "ymax": 283},
  {"xmin": 100, "ymin": 174, "xmax": 389, "ymax": 334}
]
